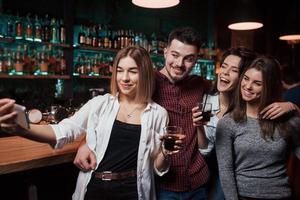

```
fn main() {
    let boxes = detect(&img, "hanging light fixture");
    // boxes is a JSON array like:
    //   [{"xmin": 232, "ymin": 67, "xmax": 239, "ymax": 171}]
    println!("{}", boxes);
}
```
[
  {"xmin": 279, "ymin": 0, "xmax": 300, "ymax": 43},
  {"xmin": 132, "ymin": 0, "xmax": 180, "ymax": 9},
  {"xmin": 228, "ymin": 0, "xmax": 263, "ymax": 31}
]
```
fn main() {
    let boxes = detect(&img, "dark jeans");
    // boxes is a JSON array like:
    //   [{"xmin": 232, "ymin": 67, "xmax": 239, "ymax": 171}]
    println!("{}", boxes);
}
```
[
  {"xmin": 84, "ymin": 176, "xmax": 138, "ymax": 200},
  {"xmin": 158, "ymin": 186, "xmax": 208, "ymax": 200}
]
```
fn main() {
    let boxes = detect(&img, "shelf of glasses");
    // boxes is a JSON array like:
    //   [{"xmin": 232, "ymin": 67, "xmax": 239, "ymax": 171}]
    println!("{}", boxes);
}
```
[
  {"xmin": 0, "ymin": 37, "xmax": 71, "ymax": 48},
  {"xmin": 0, "ymin": 74, "xmax": 70, "ymax": 79}
]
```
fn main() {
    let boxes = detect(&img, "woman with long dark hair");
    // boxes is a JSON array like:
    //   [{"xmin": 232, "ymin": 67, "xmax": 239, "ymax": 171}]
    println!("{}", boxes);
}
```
[{"xmin": 216, "ymin": 56, "xmax": 300, "ymax": 200}]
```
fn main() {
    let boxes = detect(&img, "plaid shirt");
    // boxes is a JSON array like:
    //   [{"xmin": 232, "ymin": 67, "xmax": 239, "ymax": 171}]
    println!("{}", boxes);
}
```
[{"xmin": 153, "ymin": 71, "xmax": 210, "ymax": 192}]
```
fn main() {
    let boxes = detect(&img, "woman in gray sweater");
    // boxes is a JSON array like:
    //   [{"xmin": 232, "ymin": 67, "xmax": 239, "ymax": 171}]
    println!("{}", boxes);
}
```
[{"xmin": 216, "ymin": 56, "xmax": 300, "ymax": 200}]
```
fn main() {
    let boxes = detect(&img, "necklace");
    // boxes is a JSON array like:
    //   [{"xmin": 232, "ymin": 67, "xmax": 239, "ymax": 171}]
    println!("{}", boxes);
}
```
[{"xmin": 125, "ymin": 106, "xmax": 139, "ymax": 118}]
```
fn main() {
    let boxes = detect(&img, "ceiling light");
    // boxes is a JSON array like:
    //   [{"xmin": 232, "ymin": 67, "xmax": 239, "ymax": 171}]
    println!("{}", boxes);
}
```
[
  {"xmin": 228, "ymin": 22, "xmax": 263, "ymax": 31},
  {"xmin": 132, "ymin": 0, "xmax": 180, "ymax": 9}
]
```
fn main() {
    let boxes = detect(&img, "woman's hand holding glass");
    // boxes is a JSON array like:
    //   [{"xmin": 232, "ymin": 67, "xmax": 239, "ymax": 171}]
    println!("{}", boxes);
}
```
[{"xmin": 192, "ymin": 103, "xmax": 212, "ymax": 126}]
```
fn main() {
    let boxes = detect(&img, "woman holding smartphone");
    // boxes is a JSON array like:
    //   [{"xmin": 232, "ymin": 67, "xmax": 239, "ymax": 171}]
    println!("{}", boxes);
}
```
[{"xmin": 0, "ymin": 46, "xmax": 184, "ymax": 200}]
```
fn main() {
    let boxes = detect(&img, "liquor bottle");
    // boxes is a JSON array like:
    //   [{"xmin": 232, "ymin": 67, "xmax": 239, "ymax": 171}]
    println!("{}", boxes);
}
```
[
  {"xmin": 14, "ymin": 45, "xmax": 24, "ymax": 75},
  {"xmin": 50, "ymin": 18, "xmax": 58, "ymax": 43},
  {"xmin": 85, "ymin": 27, "xmax": 92, "ymax": 46},
  {"xmin": 91, "ymin": 26, "xmax": 97, "ymax": 47},
  {"xmin": 6, "ymin": 15, "xmax": 14, "ymax": 38},
  {"xmin": 24, "ymin": 14, "xmax": 33, "ymax": 41},
  {"xmin": 40, "ymin": 46, "xmax": 48, "ymax": 75},
  {"xmin": 150, "ymin": 32, "xmax": 158, "ymax": 54},
  {"xmin": 58, "ymin": 50, "xmax": 66, "ymax": 75},
  {"xmin": 42, "ymin": 14, "xmax": 50, "ymax": 42},
  {"xmin": 15, "ymin": 14, "xmax": 23, "ymax": 40},
  {"xmin": 47, "ymin": 45, "xmax": 56, "ymax": 74},
  {"xmin": 59, "ymin": 19, "xmax": 66, "ymax": 44},
  {"xmin": 22, "ymin": 44, "xmax": 31, "ymax": 74},
  {"xmin": 0, "ymin": 13, "xmax": 5, "ymax": 38},
  {"xmin": 77, "ymin": 25, "xmax": 85, "ymax": 46},
  {"xmin": 97, "ymin": 24, "xmax": 103, "ymax": 48},
  {"xmin": 33, "ymin": 15, "xmax": 42, "ymax": 42},
  {"xmin": 5, "ymin": 48, "xmax": 14, "ymax": 75}
]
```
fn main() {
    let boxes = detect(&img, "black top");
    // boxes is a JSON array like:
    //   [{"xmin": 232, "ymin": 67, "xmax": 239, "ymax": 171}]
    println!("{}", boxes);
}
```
[{"xmin": 96, "ymin": 120, "xmax": 141, "ymax": 173}]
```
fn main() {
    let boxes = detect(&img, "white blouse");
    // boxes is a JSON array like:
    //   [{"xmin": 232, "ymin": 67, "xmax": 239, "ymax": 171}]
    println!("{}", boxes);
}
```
[{"xmin": 50, "ymin": 93, "xmax": 169, "ymax": 200}]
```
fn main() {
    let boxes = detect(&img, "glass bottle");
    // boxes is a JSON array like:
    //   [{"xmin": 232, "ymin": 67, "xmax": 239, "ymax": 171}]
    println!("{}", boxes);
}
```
[
  {"xmin": 42, "ymin": 14, "xmax": 50, "ymax": 42},
  {"xmin": 77, "ymin": 25, "xmax": 85, "ymax": 46},
  {"xmin": 6, "ymin": 15, "xmax": 14, "ymax": 38},
  {"xmin": 59, "ymin": 19, "xmax": 66, "ymax": 44},
  {"xmin": 15, "ymin": 14, "xmax": 23, "ymax": 40},
  {"xmin": 50, "ymin": 18, "xmax": 58, "ymax": 43},
  {"xmin": 24, "ymin": 14, "xmax": 33, "ymax": 41},
  {"xmin": 91, "ymin": 26, "xmax": 97, "ymax": 47},
  {"xmin": 58, "ymin": 50, "xmax": 66, "ymax": 75},
  {"xmin": 22, "ymin": 44, "xmax": 31, "ymax": 74},
  {"xmin": 40, "ymin": 45, "xmax": 48, "ymax": 75},
  {"xmin": 14, "ymin": 45, "xmax": 24, "ymax": 75},
  {"xmin": 85, "ymin": 27, "xmax": 92, "ymax": 46},
  {"xmin": 33, "ymin": 15, "xmax": 42, "ymax": 42}
]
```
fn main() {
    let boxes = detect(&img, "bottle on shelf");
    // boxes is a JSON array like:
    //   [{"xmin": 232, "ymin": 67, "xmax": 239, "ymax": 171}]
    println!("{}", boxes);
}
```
[
  {"xmin": 91, "ymin": 26, "xmax": 97, "ymax": 47},
  {"xmin": 85, "ymin": 27, "xmax": 92, "ymax": 46},
  {"xmin": 6, "ymin": 15, "xmax": 14, "ymax": 38},
  {"xmin": 5, "ymin": 48, "xmax": 14, "ymax": 75},
  {"xmin": 24, "ymin": 14, "xmax": 33, "ymax": 41},
  {"xmin": 22, "ymin": 44, "xmax": 31, "ymax": 74},
  {"xmin": 15, "ymin": 14, "xmax": 23, "ymax": 40},
  {"xmin": 59, "ymin": 19, "xmax": 66, "ymax": 44},
  {"xmin": 14, "ymin": 45, "xmax": 24, "ymax": 75},
  {"xmin": 33, "ymin": 15, "xmax": 42, "ymax": 42},
  {"xmin": 47, "ymin": 44, "xmax": 56, "ymax": 74},
  {"xmin": 58, "ymin": 50, "xmax": 67, "ymax": 75},
  {"xmin": 150, "ymin": 32, "xmax": 158, "ymax": 54},
  {"xmin": 50, "ymin": 18, "xmax": 58, "ymax": 43},
  {"xmin": 39, "ymin": 45, "xmax": 49, "ymax": 75},
  {"xmin": 42, "ymin": 14, "xmax": 50, "ymax": 42},
  {"xmin": 77, "ymin": 25, "xmax": 85, "ymax": 46}
]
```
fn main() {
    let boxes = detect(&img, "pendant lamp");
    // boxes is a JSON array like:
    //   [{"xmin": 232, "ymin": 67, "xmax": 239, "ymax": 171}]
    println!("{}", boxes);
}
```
[
  {"xmin": 132, "ymin": 0, "xmax": 180, "ymax": 9},
  {"xmin": 279, "ymin": 0, "xmax": 300, "ymax": 43},
  {"xmin": 228, "ymin": 0, "xmax": 263, "ymax": 30}
]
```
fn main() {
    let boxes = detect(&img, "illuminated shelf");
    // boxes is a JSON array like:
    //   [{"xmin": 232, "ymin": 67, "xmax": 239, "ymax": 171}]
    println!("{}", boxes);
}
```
[
  {"xmin": 74, "ymin": 45, "xmax": 117, "ymax": 53},
  {"xmin": 0, "ymin": 37, "xmax": 71, "ymax": 48},
  {"xmin": 0, "ymin": 74, "xmax": 70, "ymax": 79},
  {"xmin": 73, "ymin": 74, "xmax": 111, "ymax": 79}
]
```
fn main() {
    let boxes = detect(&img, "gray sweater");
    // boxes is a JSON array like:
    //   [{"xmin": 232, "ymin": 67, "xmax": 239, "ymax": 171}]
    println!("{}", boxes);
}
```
[{"xmin": 216, "ymin": 115, "xmax": 300, "ymax": 200}]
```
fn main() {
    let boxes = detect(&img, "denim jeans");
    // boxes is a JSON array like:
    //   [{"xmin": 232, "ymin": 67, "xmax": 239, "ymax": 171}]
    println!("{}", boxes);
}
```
[
  {"xmin": 158, "ymin": 186, "xmax": 208, "ymax": 200},
  {"xmin": 210, "ymin": 177, "xmax": 225, "ymax": 200}
]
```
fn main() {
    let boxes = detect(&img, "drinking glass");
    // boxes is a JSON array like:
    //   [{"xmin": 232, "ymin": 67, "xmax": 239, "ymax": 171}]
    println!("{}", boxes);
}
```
[
  {"xmin": 198, "ymin": 102, "xmax": 212, "ymax": 122},
  {"xmin": 163, "ymin": 126, "xmax": 183, "ymax": 151}
]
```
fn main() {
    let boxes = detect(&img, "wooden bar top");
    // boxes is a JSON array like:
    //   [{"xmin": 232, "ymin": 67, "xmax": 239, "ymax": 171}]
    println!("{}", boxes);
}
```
[{"xmin": 0, "ymin": 136, "xmax": 82, "ymax": 175}]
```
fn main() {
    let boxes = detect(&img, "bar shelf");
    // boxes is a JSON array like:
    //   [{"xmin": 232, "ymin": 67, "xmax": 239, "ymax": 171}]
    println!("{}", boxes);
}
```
[{"xmin": 0, "ymin": 74, "xmax": 70, "ymax": 79}]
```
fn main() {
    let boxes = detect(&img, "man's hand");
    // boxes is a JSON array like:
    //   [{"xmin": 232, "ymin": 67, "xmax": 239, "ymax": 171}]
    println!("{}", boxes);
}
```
[
  {"xmin": 74, "ymin": 143, "xmax": 97, "ymax": 172},
  {"xmin": 260, "ymin": 102, "xmax": 297, "ymax": 119}
]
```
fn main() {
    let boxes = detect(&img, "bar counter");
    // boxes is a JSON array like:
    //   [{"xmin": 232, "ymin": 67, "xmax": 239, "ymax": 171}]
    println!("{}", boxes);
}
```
[{"xmin": 0, "ymin": 136, "xmax": 82, "ymax": 174}]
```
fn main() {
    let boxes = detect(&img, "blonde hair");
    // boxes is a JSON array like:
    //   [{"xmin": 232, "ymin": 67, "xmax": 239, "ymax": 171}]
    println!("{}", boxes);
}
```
[{"xmin": 110, "ymin": 46, "xmax": 155, "ymax": 103}]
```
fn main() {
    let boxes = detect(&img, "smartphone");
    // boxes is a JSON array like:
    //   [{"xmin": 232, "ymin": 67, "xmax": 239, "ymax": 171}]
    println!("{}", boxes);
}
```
[{"xmin": 13, "ymin": 104, "xmax": 29, "ymax": 129}]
